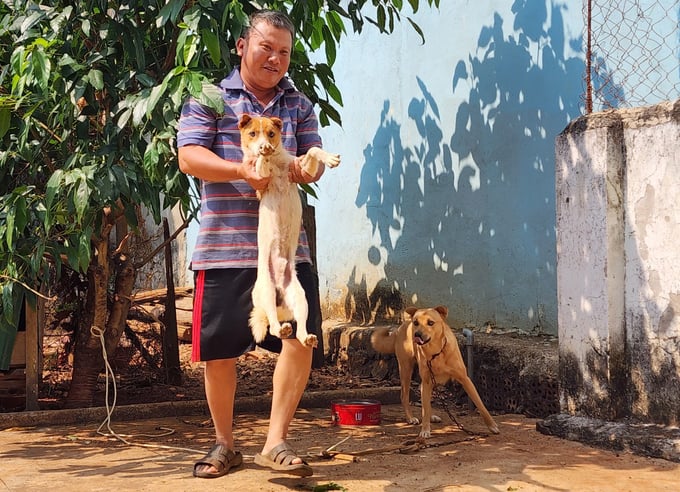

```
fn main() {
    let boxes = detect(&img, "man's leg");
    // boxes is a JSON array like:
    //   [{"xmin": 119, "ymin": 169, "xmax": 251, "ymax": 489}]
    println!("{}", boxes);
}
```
[
  {"xmin": 261, "ymin": 338, "xmax": 312, "ymax": 462},
  {"xmin": 195, "ymin": 358, "xmax": 237, "ymax": 474}
]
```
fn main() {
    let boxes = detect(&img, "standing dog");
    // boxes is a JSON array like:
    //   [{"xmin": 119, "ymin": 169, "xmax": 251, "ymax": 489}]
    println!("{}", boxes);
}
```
[
  {"xmin": 371, "ymin": 306, "xmax": 500, "ymax": 437},
  {"xmin": 239, "ymin": 114, "xmax": 340, "ymax": 348}
]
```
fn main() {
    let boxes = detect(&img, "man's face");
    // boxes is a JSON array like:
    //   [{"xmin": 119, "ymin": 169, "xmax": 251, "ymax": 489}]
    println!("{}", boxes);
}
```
[{"xmin": 237, "ymin": 21, "xmax": 293, "ymax": 91}]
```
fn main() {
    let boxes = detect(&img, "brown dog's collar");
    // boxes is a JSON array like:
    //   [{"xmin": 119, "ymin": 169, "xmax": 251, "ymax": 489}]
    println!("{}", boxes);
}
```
[{"xmin": 427, "ymin": 335, "xmax": 447, "ymax": 362}]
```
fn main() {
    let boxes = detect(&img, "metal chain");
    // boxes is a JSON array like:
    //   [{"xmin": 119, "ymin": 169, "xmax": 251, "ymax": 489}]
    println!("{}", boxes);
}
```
[{"xmin": 424, "ymin": 358, "xmax": 477, "ymax": 436}]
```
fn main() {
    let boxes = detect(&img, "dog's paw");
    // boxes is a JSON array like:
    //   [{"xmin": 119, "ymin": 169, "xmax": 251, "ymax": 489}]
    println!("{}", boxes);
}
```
[
  {"xmin": 323, "ymin": 152, "xmax": 340, "ymax": 168},
  {"xmin": 418, "ymin": 428, "xmax": 432, "ymax": 439},
  {"xmin": 488, "ymin": 423, "xmax": 500, "ymax": 434},
  {"xmin": 258, "ymin": 142, "xmax": 275, "ymax": 156},
  {"xmin": 300, "ymin": 334, "xmax": 318, "ymax": 348},
  {"xmin": 407, "ymin": 417, "xmax": 421, "ymax": 425},
  {"xmin": 278, "ymin": 322, "xmax": 293, "ymax": 339},
  {"xmin": 430, "ymin": 415, "xmax": 442, "ymax": 423}
]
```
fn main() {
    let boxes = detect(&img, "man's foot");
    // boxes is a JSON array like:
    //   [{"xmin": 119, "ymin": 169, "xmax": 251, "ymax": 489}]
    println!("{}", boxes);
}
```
[
  {"xmin": 193, "ymin": 444, "xmax": 243, "ymax": 478},
  {"xmin": 254, "ymin": 441, "xmax": 313, "ymax": 477}
]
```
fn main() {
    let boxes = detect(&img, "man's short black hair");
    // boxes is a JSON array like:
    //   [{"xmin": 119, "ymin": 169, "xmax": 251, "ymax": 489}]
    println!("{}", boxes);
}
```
[{"xmin": 241, "ymin": 9, "xmax": 295, "ymax": 42}]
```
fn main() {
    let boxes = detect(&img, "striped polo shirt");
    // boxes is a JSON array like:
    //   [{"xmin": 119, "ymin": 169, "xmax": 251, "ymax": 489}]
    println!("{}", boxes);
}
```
[{"xmin": 177, "ymin": 68, "xmax": 322, "ymax": 270}]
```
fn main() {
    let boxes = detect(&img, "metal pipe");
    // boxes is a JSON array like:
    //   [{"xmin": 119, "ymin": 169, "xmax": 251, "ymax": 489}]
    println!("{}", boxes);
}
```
[{"xmin": 462, "ymin": 328, "xmax": 474, "ymax": 410}]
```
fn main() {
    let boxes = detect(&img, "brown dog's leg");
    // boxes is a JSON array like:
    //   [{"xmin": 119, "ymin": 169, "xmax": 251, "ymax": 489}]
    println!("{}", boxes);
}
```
[
  {"xmin": 419, "ymin": 376, "xmax": 434, "ymax": 438},
  {"xmin": 397, "ymin": 356, "xmax": 418, "ymax": 425},
  {"xmin": 457, "ymin": 375, "xmax": 500, "ymax": 434}
]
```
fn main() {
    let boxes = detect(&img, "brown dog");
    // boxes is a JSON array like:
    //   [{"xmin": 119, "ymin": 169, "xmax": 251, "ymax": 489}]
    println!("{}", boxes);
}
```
[
  {"xmin": 239, "ymin": 114, "xmax": 340, "ymax": 348},
  {"xmin": 371, "ymin": 306, "xmax": 499, "ymax": 437}
]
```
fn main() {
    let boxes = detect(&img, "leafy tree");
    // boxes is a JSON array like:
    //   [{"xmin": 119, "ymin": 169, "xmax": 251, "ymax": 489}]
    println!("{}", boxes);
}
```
[{"xmin": 0, "ymin": 0, "xmax": 439, "ymax": 407}]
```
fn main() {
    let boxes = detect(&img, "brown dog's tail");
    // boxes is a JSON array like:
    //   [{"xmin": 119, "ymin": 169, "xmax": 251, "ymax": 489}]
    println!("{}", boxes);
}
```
[{"xmin": 370, "ymin": 327, "xmax": 397, "ymax": 354}]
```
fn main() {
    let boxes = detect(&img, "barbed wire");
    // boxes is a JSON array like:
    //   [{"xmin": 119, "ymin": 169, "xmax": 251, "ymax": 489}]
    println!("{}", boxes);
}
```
[{"xmin": 583, "ymin": 0, "xmax": 680, "ymax": 113}]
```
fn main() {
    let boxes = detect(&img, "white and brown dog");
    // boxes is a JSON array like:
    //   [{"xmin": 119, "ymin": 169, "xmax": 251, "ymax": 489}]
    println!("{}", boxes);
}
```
[
  {"xmin": 372, "ymin": 306, "xmax": 500, "ymax": 437},
  {"xmin": 239, "ymin": 114, "xmax": 340, "ymax": 348}
]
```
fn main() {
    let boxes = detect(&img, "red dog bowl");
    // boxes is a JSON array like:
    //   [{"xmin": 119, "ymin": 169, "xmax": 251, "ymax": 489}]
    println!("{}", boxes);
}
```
[{"xmin": 331, "ymin": 400, "xmax": 381, "ymax": 426}]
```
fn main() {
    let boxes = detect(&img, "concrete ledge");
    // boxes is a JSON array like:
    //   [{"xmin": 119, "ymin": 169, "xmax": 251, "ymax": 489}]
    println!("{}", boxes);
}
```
[
  {"xmin": 0, "ymin": 386, "xmax": 401, "ymax": 430},
  {"xmin": 537, "ymin": 413, "xmax": 680, "ymax": 463}
]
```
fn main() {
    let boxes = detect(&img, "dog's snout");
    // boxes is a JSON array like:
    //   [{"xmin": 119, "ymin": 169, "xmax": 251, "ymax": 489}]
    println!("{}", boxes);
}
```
[{"xmin": 414, "ymin": 330, "xmax": 429, "ymax": 345}]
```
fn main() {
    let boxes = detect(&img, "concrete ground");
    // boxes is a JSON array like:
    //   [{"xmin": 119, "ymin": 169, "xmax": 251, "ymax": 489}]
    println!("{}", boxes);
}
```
[{"xmin": 1, "ymin": 396, "xmax": 680, "ymax": 492}]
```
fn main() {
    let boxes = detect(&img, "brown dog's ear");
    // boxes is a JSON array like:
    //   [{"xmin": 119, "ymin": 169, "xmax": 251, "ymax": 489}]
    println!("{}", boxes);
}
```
[
  {"xmin": 434, "ymin": 305, "xmax": 448, "ymax": 318},
  {"xmin": 405, "ymin": 306, "xmax": 418, "ymax": 318},
  {"xmin": 238, "ymin": 114, "xmax": 252, "ymax": 130},
  {"xmin": 271, "ymin": 117, "xmax": 284, "ymax": 130}
]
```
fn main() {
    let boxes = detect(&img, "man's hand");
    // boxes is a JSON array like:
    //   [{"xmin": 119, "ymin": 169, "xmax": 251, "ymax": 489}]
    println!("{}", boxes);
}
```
[{"xmin": 289, "ymin": 156, "xmax": 318, "ymax": 184}]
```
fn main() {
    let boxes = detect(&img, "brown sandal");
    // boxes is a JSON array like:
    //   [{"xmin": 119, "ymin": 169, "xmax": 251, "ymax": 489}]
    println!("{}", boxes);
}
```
[
  {"xmin": 254, "ymin": 441, "xmax": 313, "ymax": 477},
  {"xmin": 193, "ymin": 444, "xmax": 243, "ymax": 478}
]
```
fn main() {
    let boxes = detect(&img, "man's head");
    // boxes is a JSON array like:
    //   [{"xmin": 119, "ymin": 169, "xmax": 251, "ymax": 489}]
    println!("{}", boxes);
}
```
[
  {"xmin": 241, "ymin": 10, "xmax": 295, "ymax": 44},
  {"xmin": 237, "ymin": 10, "xmax": 295, "ymax": 97}
]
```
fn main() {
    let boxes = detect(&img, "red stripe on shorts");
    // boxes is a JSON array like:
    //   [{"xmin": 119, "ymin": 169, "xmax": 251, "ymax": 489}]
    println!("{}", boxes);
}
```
[{"xmin": 191, "ymin": 270, "xmax": 205, "ymax": 362}]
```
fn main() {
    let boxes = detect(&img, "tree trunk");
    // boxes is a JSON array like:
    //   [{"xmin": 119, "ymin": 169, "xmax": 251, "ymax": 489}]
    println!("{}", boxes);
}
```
[
  {"xmin": 65, "ymin": 220, "xmax": 137, "ymax": 408},
  {"xmin": 65, "ymin": 236, "xmax": 111, "ymax": 408}
]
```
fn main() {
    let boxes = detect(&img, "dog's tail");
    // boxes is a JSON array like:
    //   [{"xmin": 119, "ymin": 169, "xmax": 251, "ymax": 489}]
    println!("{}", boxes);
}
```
[
  {"xmin": 370, "ymin": 327, "xmax": 397, "ymax": 354},
  {"xmin": 249, "ymin": 307, "xmax": 269, "ymax": 343}
]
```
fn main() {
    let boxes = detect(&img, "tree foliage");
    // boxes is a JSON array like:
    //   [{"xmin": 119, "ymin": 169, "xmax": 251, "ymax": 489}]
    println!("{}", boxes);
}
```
[{"xmin": 0, "ymin": 0, "xmax": 439, "ymax": 372}]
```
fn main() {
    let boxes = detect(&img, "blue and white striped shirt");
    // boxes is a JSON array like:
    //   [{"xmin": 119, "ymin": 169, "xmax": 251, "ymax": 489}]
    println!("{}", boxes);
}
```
[{"xmin": 177, "ymin": 68, "xmax": 322, "ymax": 270}]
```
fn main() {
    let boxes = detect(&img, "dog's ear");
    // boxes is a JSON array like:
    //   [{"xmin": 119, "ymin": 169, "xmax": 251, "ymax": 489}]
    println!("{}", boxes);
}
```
[
  {"xmin": 271, "ymin": 117, "xmax": 284, "ymax": 130},
  {"xmin": 405, "ymin": 306, "xmax": 418, "ymax": 318},
  {"xmin": 238, "ymin": 114, "xmax": 252, "ymax": 130},
  {"xmin": 434, "ymin": 305, "xmax": 448, "ymax": 319}
]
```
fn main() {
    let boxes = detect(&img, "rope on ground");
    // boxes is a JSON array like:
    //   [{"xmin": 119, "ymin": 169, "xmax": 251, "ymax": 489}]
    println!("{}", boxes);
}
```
[
  {"xmin": 311, "ymin": 433, "xmax": 484, "ymax": 462},
  {"xmin": 88, "ymin": 325, "xmax": 204, "ymax": 455}
]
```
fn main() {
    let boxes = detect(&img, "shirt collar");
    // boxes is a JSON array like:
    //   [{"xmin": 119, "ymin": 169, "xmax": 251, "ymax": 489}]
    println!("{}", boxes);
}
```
[{"xmin": 220, "ymin": 67, "xmax": 294, "ymax": 92}]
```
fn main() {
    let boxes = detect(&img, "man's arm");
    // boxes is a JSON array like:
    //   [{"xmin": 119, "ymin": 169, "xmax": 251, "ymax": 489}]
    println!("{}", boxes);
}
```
[{"xmin": 178, "ymin": 144, "xmax": 270, "ymax": 191}]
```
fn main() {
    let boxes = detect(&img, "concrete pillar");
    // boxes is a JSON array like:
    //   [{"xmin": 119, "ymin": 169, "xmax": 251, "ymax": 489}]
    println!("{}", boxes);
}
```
[{"xmin": 555, "ymin": 100, "xmax": 680, "ymax": 426}]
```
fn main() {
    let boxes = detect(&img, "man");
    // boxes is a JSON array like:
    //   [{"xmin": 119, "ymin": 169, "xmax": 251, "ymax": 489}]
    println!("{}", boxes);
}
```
[{"xmin": 177, "ymin": 9, "xmax": 325, "ymax": 479}]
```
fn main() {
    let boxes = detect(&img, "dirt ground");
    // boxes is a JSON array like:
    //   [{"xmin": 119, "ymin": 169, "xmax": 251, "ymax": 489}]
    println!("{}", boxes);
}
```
[
  {"xmin": 2, "ymin": 305, "xmax": 679, "ymax": 490},
  {"xmin": 2, "ymin": 403, "xmax": 680, "ymax": 492}
]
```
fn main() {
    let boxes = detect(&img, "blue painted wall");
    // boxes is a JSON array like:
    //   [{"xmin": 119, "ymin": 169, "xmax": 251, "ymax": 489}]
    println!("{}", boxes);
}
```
[{"xmin": 312, "ymin": 1, "xmax": 586, "ymax": 333}]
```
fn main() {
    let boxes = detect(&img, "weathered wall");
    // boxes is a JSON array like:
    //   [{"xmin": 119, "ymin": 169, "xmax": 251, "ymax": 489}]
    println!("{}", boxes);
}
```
[
  {"xmin": 135, "ymin": 206, "xmax": 190, "ymax": 291},
  {"xmin": 311, "ymin": 1, "xmax": 584, "ymax": 334},
  {"xmin": 555, "ymin": 100, "xmax": 680, "ymax": 425}
]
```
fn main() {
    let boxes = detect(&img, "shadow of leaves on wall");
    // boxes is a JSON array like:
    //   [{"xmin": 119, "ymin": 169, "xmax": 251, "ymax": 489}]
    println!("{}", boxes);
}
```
[{"xmin": 348, "ymin": 1, "xmax": 583, "ymax": 331}]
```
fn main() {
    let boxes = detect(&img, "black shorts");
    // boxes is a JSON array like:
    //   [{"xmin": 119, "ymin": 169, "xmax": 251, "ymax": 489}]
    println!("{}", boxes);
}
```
[{"xmin": 191, "ymin": 263, "xmax": 321, "ymax": 361}]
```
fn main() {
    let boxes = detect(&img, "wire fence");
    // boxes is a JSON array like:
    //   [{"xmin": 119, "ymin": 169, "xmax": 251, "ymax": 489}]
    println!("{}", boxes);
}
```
[{"xmin": 584, "ymin": 0, "xmax": 680, "ymax": 113}]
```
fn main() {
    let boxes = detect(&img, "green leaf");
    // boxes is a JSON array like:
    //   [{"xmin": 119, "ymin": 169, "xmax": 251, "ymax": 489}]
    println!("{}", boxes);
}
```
[
  {"xmin": 13, "ymin": 195, "xmax": 28, "ymax": 234},
  {"xmin": 0, "ymin": 108, "xmax": 10, "ymax": 138},
  {"xmin": 45, "ymin": 169, "xmax": 63, "ymax": 209},
  {"xmin": 147, "ymin": 82, "xmax": 167, "ymax": 118},
  {"xmin": 183, "ymin": 32, "xmax": 198, "ymax": 66},
  {"xmin": 30, "ymin": 47, "xmax": 50, "ymax": 91},
  {"xmin": 326, "ymin": 83, "xmax": 343, "ymax": 105},
  {"xmin": 407, "ymin": 18, "xmax": 425, "ymax": 44},
  {"xmin": 132, "ymin": 93, "xmax": 149, "ymax": 126},
  {"xmin": 196, "ymin": 79, "xmax": 224, "ymax": 114},
  {"xmin": 157, "ymin": 0, "xmax": 185, "ymax": 28},
  {"xmin": 5, "ymin": 207, "xmax": 14, "ymax": 250},
  {"xmin": 201, "ymin": 28, "xmax": 221, "ymax": 66},
  {"xmin": 322, "ymin": 26, "xmax": 337, "ymax": 65},
  {"xmin": 74, "ymin": 178, "xmax": 90, "ymax": 222},
  {"xmin": 78, "ymin": 228, "xmax": 91, "ymax": 272},
  {"xmin": 143, "ymin": 141, "xmax": 160, "ymax": 178},
  {"xmin": 88, "ymin": 69, "xmax": 104, "ymax": 90}
]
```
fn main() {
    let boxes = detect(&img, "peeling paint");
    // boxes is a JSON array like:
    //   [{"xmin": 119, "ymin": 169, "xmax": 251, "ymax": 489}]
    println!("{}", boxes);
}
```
[{"xmin": 556, "ymin": 100, "xmax": 680, "ymax": 427}]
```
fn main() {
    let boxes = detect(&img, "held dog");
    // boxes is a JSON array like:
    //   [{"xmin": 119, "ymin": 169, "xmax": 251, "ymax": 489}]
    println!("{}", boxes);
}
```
[
  {"xmin": 239, "ymin": 114, "xmax": 340, "ymax": 348},
  {"xmin": 371, "ymin": 306, "xmax": 499, "ymax": 438}
]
